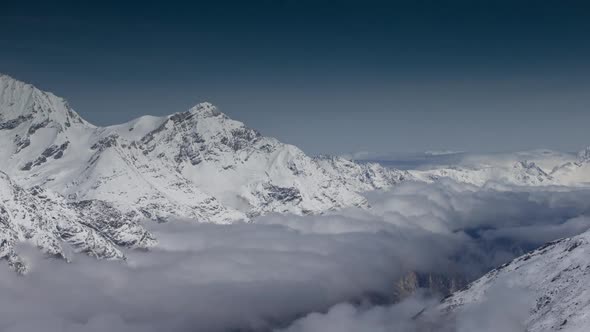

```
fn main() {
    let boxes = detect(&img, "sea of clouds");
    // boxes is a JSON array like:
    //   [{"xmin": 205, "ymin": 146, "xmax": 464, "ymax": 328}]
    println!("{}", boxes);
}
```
[
  {"xmin": 280, "ymin": 283, "xmax": 532, "ymax": 332},
  {"xmin": 2, "ymin": 179, "xmax": 590, "ymax": 331}
]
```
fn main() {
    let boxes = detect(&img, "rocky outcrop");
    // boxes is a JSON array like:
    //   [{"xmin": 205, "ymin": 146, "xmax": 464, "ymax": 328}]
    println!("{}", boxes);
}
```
[{"xmin": 0, "ymin": 171, "xmax": 155, "ymax": 272}]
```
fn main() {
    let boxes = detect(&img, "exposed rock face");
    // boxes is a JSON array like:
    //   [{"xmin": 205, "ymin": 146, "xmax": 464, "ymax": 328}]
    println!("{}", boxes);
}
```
[
  {"xmin": 511, "ymin": 160, "xmax": 553, "ymax": 184},
  {"xmin": 313, "ymin": 155, "xmax": 411, "ymax": 192},
  {"xmin": 393, "ymin": 271, "xmax": 467, "ymax": 300},
  {"xmin": 0, "ymin": 171, "xmax": 155, "ymax": 272}
]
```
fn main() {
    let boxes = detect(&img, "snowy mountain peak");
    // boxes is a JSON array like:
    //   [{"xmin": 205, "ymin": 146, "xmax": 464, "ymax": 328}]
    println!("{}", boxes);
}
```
[
  {"xmin": 513, "ymin": 160, "xmax": 549, "ymax": 176},
  {"xmin": 0, "ymin": 170, "xmax": 10, "ymax": 184},
  {"xmin": 0, "ymin": 75, "xmax": 408, "ymax": 224},
  {"xmin": 187, "ymin": 102, "xmax": 222, "ymax": 117},
  {"xmin": 576, "ymin": 146, "xmax": 590, "ymax": 163},
  {"xmin": 0, "ymin": 74, "xmax": 89, "ymax": 129}
]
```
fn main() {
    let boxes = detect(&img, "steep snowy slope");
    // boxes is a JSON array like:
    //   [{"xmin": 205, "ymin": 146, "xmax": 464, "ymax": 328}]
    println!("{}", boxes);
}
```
[
  {"xmin": 101, "ymin": 103, "xmax": 369, "ymax": 217},
  {"xmin": 0, "ymin": 74, "xmax": 401, "ymax": 221},
  {"xmin": 440, "ymin": 229, "xmax": 590, "ymax": 331},
  {"xmin": 0, "ymin": 171, "xmax": 155, "ymax": 273},
  {"xmin": 0, "ymin": 75, "xmax": 247, "ymax": 222}
]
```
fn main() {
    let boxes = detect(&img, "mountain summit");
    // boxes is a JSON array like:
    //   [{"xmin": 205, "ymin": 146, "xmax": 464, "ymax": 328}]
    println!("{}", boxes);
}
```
[
  {"xmin": 0, "ymin": 74, "xmax": 405, "ymax": 223},
  {"xmin": 0, "ymin": 74, "xmax": 410, "ymax": 268}
]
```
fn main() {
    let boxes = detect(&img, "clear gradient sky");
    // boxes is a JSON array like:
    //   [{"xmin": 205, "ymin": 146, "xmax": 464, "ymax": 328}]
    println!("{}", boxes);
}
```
[{"xmin": 1, "ymin": 0, "xmax": 589, "ymax": 155}]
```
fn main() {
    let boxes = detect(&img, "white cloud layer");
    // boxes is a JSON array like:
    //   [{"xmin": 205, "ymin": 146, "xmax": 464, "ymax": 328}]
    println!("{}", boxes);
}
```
[
  {"xmin": 2, "ymin": 180, "xmax": 589, "ymax": 331},
  {"xmin": 278, "ymin": 283, "xmax": 531, "ymax": 332}
]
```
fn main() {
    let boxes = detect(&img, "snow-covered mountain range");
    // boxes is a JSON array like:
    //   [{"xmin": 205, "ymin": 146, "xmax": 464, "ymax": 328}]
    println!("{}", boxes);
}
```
[
  {"xmin": 3, "ymin": 73, "xmax": 590, "ymax": 331},
  {"xmin": 0, "ymin": 74, "xmax": 411, "ymax": 219},
  {"xmin": 406, "ymin": 148, "xmax": 590, "ymax": 187},
  {"xmin": 0, "ymin": 74, "xmax": 405, "ymax": 265}
]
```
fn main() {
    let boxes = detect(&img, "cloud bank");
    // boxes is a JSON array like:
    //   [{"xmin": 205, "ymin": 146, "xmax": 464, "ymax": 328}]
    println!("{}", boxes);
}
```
[
  {"xmin": 279, "ymin": 283, "xmax": 531, "ymax": 332},
  {"xmin": 2, "ymin": 180, "xmax": 589, "ymax": 331}
]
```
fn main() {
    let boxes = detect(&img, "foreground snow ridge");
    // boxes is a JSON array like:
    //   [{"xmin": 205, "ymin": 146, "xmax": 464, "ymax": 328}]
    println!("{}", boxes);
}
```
[{"xmin": 441, "ymin": 229, "xmax": 590, "ymax": 332}]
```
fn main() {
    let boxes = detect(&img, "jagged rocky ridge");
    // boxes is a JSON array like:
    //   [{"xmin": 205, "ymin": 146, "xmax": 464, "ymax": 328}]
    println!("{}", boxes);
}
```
[
  {"xmin": 0, "ymin": 171, "xmax": 155, "ymax": 273},
  {"xmin": 0, "ymin": 74, "xmax": 407, "ymax": 265}
]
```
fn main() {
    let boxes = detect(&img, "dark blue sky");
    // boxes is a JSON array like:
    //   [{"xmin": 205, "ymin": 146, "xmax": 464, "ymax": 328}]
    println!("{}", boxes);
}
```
[{"xmin": 2, "ymin": 0, "xmax": 590, "ymax": 155}]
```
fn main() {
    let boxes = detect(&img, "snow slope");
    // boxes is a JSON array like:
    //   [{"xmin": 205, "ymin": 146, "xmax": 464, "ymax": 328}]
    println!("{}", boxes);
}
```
[
  {"xmin": 0, "ymin": 74, "xmax": 403, "ymax": 222},
  {"xmin": 440, "ymin": 229, "xmax": 590, "ymax": 331}
]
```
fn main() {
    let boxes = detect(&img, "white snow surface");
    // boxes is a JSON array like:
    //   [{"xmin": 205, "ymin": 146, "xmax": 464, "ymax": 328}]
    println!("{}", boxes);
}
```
[
  {"xmin": 0, "ymin": 74, "xmax": 406, "ymax": 225},
  {"xmin": 440, "ymin": 228, "xmax": 590, "ymax": 332}
]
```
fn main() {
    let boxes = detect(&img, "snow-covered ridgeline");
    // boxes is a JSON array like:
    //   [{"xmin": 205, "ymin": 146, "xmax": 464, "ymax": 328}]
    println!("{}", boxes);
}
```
[
  {"xmin": 440, "ymin": 229, "xmax": 590, "ymax": 331},
  {"xmin": 0, "ymin": 73, "xmax": 405, "ymax": 265}
]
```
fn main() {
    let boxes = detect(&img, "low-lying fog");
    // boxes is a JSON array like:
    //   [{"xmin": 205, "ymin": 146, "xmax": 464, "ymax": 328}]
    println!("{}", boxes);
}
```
[{"xmin": 2, "ymin": 180, "xmax": 590, "ymax": 331}]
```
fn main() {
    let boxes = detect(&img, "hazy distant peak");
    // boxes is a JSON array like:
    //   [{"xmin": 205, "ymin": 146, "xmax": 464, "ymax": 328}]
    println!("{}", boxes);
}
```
[{"xmin": 577, "ymin": 146, "xmax": 590, "ymax": 162}]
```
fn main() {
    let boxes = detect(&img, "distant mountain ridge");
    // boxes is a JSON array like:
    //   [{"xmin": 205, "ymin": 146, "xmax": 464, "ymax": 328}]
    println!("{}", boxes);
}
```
[{"xmin": 406, "ymin": 148, "xmax": 590, "ymax": 187}]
